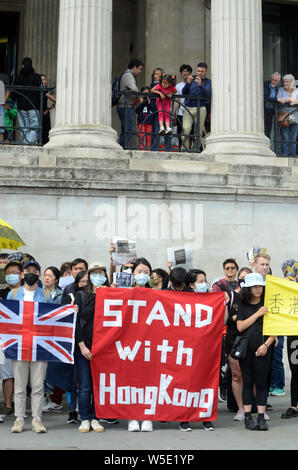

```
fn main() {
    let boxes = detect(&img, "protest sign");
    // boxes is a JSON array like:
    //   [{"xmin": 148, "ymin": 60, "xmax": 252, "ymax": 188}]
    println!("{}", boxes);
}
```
[
  {"xmin": 91, "ymin": 287, "xmax": 225, "ymax": 422},
  {"xmin": 264, "ymin": 275, "xmax": 298, "ymax": 335},
  {"xmin": 112, "ymin": 236, "xmax": 137, "ymax": 266},
  {"xmin": 167, "ymin": 247, "xmax": 193, "ymax": 270}
]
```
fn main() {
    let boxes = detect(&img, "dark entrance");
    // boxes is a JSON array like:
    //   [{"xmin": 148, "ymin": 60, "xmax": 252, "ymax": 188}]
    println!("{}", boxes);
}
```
[
  {"xmin": 263, "ymin": 2, "xmax": 298, "ymax": 79},
  {"xmin": 0, "ymin": 11, "xmax": 19, "ymax": 81}
]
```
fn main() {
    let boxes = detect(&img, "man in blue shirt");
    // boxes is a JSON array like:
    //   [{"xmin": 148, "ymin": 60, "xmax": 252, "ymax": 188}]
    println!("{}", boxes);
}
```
[
  {"xmin": 182, "ymin": 62, "xmax": 211, "ymax": 151},
  {"xmin": 264, "ymin": 72, "xmax": 281, "ymax": 138}
]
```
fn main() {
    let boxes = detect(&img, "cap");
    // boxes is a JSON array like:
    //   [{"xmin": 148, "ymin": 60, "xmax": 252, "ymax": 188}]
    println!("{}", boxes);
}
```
[
  {"xmin": 23, "ymin": 260, "xmax": 41, "ymax": 271},
  {"xmin": 88, "ymin": 262, "xmax": 106, "ymax": 274},
  {"xmin": 242, "ymin": 273, "xmax": 265, "ymax": 288}
]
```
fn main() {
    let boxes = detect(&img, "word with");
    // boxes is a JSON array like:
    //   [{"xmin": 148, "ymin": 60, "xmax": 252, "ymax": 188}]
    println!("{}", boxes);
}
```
[
  {"xmin": 116, "ymin": 339, "xmax": 193, "ymax": 366},
  {"xmin": 103, "ymin": 299, "xmax": 213, "ymax": 328},
  {"xmin": 99, "ymin": 372, "xmax": 213, "ymax": 416}
]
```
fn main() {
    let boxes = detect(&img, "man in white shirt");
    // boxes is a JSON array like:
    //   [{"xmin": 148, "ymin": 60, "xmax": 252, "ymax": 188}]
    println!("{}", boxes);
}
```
[{"xmin": 173, "ymin": 65, "xmax": 192, "ymax": 149}]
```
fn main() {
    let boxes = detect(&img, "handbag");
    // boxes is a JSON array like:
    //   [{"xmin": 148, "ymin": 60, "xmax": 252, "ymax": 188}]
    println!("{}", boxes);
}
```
[
  {"xmin": 277, "ymin": 112, "xmax": 289, "ymax": 128},
  {"xmin": 230, "ymin": 335, "xmax": 249, "ymax": 360}
]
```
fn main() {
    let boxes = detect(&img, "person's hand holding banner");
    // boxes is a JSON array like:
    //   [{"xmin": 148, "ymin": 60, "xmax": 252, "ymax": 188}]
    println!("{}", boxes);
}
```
[{"xmin": 90, "ymin": 287, "xmax": 226, "ymax": 423}]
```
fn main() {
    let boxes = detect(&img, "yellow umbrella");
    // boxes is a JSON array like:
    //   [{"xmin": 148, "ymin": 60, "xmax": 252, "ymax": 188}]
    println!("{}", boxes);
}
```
[{"xmin": 0, "ymin": 219, "xmax": 25, "ymax": 251}]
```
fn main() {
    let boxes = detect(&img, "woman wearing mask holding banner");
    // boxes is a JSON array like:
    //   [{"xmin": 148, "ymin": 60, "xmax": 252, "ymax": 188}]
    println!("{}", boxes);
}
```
[
  {"xmin": 128, "ymin": 257, "xmax": 154, "ymax": 432},
  {"xmin": 236, "ymin": 273, "xmax": 276, "ymax": 431},
  {"xmin": 74, "ymin": 262, "xmax": 110, "ymax": 433}
]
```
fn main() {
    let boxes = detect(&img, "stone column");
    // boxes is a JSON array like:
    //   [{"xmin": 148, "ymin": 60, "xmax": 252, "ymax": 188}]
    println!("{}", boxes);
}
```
[
  {"xmin": 203, "ymin": 0, "xmax": 275, "ymax": 157},
  {"xmin": 46, "ymin": 0, "xmax": 120, "ymax": 149}
]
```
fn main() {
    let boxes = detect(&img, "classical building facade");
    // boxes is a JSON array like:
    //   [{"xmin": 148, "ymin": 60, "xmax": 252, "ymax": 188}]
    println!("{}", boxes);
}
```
[{"xmin": 0, "ymin": 0, "xmax": 298, "ymax": 280}]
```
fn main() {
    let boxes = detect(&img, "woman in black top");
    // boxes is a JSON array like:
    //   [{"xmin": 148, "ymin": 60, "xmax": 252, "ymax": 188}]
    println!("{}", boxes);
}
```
[
  {"xmin": 75, "ymin": 262, "xmax": 109, "ymax": 433},
  {"xmin": 236, "ymin": 273, "xmax": 276, "ymax": 431}
]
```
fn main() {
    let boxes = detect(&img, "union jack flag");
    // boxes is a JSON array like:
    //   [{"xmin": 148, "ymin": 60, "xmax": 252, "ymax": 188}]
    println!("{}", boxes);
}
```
[{"xmin": 0, "ymin": 299, "xmax": 77, "ymax": 363}]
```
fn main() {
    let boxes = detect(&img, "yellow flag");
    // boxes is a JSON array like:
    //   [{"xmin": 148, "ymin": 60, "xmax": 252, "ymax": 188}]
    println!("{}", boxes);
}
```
[{"xmin": 264, "ymin": 275, "xmax": 298, "ymax": 335}]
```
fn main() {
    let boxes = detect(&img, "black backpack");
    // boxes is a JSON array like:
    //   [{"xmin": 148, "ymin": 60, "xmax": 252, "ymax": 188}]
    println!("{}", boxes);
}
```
[{"xmin": 112, "ymin": 72, "xmax": 125, "ymax": 106}]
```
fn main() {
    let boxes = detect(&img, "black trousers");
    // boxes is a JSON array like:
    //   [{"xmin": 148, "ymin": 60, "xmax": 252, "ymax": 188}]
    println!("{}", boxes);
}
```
[
  {"xmin": 239, "ymin": 347, "xmax": 272, "ymax": 406},
  {"xmin": 287, "ymin": 336, "xmax": 298, "ymax": 407}
]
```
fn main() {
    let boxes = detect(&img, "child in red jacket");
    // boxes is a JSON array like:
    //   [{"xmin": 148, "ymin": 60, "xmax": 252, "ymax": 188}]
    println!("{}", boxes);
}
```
[{"xmin": 151, "ymin": 74, "xmax": 176, "ymax": 135}]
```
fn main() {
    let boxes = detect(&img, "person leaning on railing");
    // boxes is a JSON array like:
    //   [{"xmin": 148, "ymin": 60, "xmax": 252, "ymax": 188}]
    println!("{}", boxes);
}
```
[{"xmin": 277, "ymin": 74, "xmax": 298, "ymax": 157}]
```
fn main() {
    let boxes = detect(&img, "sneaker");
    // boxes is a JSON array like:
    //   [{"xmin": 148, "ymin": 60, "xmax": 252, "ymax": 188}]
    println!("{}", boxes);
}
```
[
  {"xmin": 141, "ymin": 420, "xmax": 153, "ymax": 432},
  {"xmin": 179, "ymin": 421, "xmax": 192, "ymax": 432},
  {"xmin": 0, "ymin": 415, "xmax": 4, "ymax": 423},
  {"xmin": 202, "ymin": 421, "xmax": 215, "ymax": 431},
  {"xmin": 100, "ymin": 418, "xmax": 119, "ymax": 425},
  {"xmin": 218, "ymin": 387, "xmax": 227, "ymax": 402},
  {"xmin": 270, "ymin": 388, "xmax": 286, "ymax": 396},
  {"xmin": 32, "ymin": 418, "xmax": 46, "ymax": 433},
  {"xmin": 256, "ymin": 415, "xmax": 268, "ymax": 431},
  {"xmin": 42, "ymin": 400, "xmax": 63, "ymax": 413},
  {"xmin": 79, "ymin": 420, "xmax": 91, "ymax": 433},
  {"xmin": 11, "ymin": 417, "xmax": 24, "ymax": 433},
  {"xmin": 91, "ymin": 419, "xmax": 104, "ymax": 432},
  {"xmin": 159, "ymin": 126, "xmax": 165, "ymax": 135},
  {"xmin": 281, "ymin": 407, "xmax": 298, "ymax": 419},
  {"xmin": 244, "ymin": 415, "xmax": 257, "ymax": 431},
  {"xmin": 128, "ymin": 420, "xmax": 140, "ymax": 432},
  {"xmin": 5, "ymin": 406, "xmax": 14, "ymax": 416},
  {"xmin": 233, "ymin": 409, "xmax": 245, "ymax": 421},
  {"xmin": 264, "ymin": 413, "xmax": 270, "ymax": 421},
  {"xmin": 165, "ymin": 127, "xmax": 172, "ymax": 134},
  {"xmin": 67, "ymin": 411, "xmax": 78, "ymax": 424}
]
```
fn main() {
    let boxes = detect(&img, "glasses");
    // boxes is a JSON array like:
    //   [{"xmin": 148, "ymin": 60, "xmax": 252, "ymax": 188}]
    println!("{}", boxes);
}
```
[{"xmin": 225, "ymin": 266, "xmax": 236, "ymax": 271}]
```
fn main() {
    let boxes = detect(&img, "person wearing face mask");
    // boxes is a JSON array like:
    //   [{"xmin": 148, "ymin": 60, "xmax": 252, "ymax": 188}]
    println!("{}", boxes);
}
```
[
  {"xmin": 225, "ymin": 267, "xmax": 252, "ymax": 422},
  {"xmin": 0, "ymin": 261, "xmax": 23, "ymax": 419},
  {"xmin": 128, "ymin": 257, "xmax": 153, "ymax": 432},
  {"xmin": 150, "ymin": 268, "xmax": 169, "ymax": 290},
  {"xmin": 7, "ymin": 260, "xmax": 52, "ymax": 434},
  {"xmin": 74, "ymin": 262, "xmax": 109, "ymax": 433}
]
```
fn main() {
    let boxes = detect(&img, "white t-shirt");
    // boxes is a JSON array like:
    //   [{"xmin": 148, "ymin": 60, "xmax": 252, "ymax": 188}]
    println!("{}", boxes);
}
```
[
  {"xmin": 176, "ymin": 81, "xmax": 186, "ymax": 116},
  {"xmin": 23, "ymin": 289, "xmax": 35, "ymax": 302}
]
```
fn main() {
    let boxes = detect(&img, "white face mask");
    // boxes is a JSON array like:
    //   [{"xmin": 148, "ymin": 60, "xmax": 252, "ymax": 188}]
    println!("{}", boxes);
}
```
[
  {"xmin": 194, "ymin": 282, "xmax": 208, "ymax": 293},
  {"xmin": 90, "ymin": 273, "xmax": 106, "ymax": 287},
  {"xmin": 134, "ymin": 273, "xmax": 150, "ymax": 286}
]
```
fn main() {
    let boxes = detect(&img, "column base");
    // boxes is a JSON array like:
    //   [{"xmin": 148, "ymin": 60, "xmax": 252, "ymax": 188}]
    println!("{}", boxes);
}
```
[
  {"xmin": 201, "ymin": 132, "xmax": 276, "ymax": 158},
  {"xmin": 45, "ymin": 124, "xmax": 122, "ymax": 150}
]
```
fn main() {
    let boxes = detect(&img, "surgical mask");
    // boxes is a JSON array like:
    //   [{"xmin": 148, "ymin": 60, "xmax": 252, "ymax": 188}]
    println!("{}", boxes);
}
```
[
  {"xmin": 134, "ymin": 273, "xmax": 150, "ymax": 286},
  {"xmin": 149, "ymin": 278, "xmax": 159, "ymax": 288},
  {"xmin": 24, "ymin": 273, "xmax": 39, "ymax": 286},
  {"xmin": 194, "ymin": 282, "xmax": 208, "ymax": 293},
  {"xmin": 90, "ymin": 273, "xmax": 106, "ymax": 287},
  {"xmin": 5, "ymin": 273, "xmax": 20, "ymax": 286}
]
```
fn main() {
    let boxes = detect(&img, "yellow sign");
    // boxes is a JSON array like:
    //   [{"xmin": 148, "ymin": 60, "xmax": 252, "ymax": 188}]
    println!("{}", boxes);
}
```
[{"xmin": 264, "ymin": 275, "xmax": 298, "ymax": 335}]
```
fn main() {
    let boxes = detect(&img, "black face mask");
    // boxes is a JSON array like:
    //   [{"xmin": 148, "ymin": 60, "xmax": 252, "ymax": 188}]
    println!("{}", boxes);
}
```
[
  {"xmin": 24, "ymin": 273, "xmax": 39, "ymax": 286},
  {"xmin": 238, "ymin": 278, "xmax": 245, "ymax": 287}
]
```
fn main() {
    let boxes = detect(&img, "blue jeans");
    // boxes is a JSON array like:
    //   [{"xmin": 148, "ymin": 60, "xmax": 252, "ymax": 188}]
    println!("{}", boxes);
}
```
[
  {"xmin": 117, "ymin": 106, "xmax": 135, "ymax": 149},
  {"xmin": 270, "ymin": 336, "xmax": 285, "ymax": 389},
  {"xmin": 280, "ymin": 123, "xmax": 298, "ymax": 157},
  {"xmin": 74, "ymin": 347, "xmax": 97, "ymax": 420},
  {"xmin": 18, "ymin": 109, "xmax": 40, "ymax": 144}
]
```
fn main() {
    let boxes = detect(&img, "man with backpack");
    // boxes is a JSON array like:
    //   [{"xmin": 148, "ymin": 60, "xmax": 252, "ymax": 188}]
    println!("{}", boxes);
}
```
[{"xmin": 115, "ymin": 59, "xmax": 143, "ymax": 149}]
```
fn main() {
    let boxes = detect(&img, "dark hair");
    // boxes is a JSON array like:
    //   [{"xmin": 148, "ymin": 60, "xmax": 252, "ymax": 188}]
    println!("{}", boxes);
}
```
[
  {"xmin": 197, "ymin": 62, "xmax": 208, "ymax": 69},
  {"xmin": 160, "ymin": 73, "xmax": 176, "ymax": 86},
  {"xmin": 170, "ymin": 267, "xmax": 187, "ymax": 288},
  {"xmin": 44, "ymin": 266, "xmax": 61, "ymax": 284},
  {"xmin": 4, "ymin": 261, "xmax": 23, "ymax": 273},
  {"xmin": 60, "ymin": 262, "xmax": 72, "ymax": 276},
  {"xmin": 132, "ymin": 257, "xmax": 152, "ymax": 275},
  {"xmin": 223, "ymin": 258, "xmax": 239, "ymax": 270},
  {"xmin": 71, "ymin": 258, "xmax": 88, "ymax": 270},
  {"xmin": 186, "ymin": 269, "xmax": 207, "ymax": 285},
  {"xmin": 22, "ymin": 57, "xmax": 32, "ymax": 67},
  {"xmin": 141, "ymin": 86, "xmax": 150, "ymax": 92},
  {"xmin": 0, "ymin": 253, "xmax": 9, "ymax": 260},
  {"xmin": 179, "ymin": 64, "xmax": 192, "ymax": 74},
  {"xmin": 152, "ymin": 268, "xmax": 169, "ymax": 289},
  {"xmin": 74, "ymin": 270, "xmax": 88, "ymax": 292},
  {"xmin": 83, "ymin": 266, "xmax": 110, "ymax": 297},
  {"xmin": 239, "ymin": 286, "xmax": 265, "ymax": 304},
  {"xmin": 128, "ymin": 59, "xmax": 143, "ymax": 70}
]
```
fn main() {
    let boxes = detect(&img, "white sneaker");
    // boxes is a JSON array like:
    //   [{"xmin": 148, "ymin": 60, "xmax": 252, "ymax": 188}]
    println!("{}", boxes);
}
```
[
  {"xmin": 233, "ymin": 409, "xmax": 245, "ymax": 421},
  {"xmin": 128, "ymin": 420, "xmax": 140, "ymax": 432},
  {"xmin": 165, "ymin": 127, "xmax": 172, "ymax": 134},
  {"xmin": 159, "ymin": 126, "xmax": 165, "ymax": 135},
  {"xmin": 264, "ymin": 413, "xmax": 270, "ymax": 421},
  {"xmin": 42, "ymin": 400, "xmax": 63, "ymax": 413},
  {"xmin": 141, "ymin": 420, "xmax": 153, "ymax": 432},
  {"xmin": 79, "ymin": 419, "xmax": 91, "ymax": 433},
  {"xmin": 91, "ymin": 419, "xmax": 104, "ymax": 432}
]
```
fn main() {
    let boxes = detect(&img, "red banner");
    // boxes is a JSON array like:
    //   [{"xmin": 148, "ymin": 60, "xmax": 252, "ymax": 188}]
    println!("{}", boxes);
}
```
[{"xmin": 91, "ymin": 287, "xmax": 225, "ymax": 422}]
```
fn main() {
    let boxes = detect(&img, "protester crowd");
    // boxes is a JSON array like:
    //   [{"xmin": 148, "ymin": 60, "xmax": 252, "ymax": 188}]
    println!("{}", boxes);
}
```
[{"xmin": 0, "ymin": 247, "xmax": 297, "ymax": 435}]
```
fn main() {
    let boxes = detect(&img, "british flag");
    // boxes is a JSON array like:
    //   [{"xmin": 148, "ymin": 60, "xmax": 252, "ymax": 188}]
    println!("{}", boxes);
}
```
[{"xmin": 0, "ymin": 299, "xmax": 77, "ymax": 363}]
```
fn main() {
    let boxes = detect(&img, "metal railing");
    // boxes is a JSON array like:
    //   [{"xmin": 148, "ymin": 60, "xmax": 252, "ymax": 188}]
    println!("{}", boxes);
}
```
[
  {"xmin": 0, "ymin": 84, "xmax": 55, "ymax": 146},
  {"xmin": 266, "ymin": 100, "xmax": 298, "ymax": 157},
  {"xmin": 115, "ymin": 90, "xmax": 210, "ymax": 152}
]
